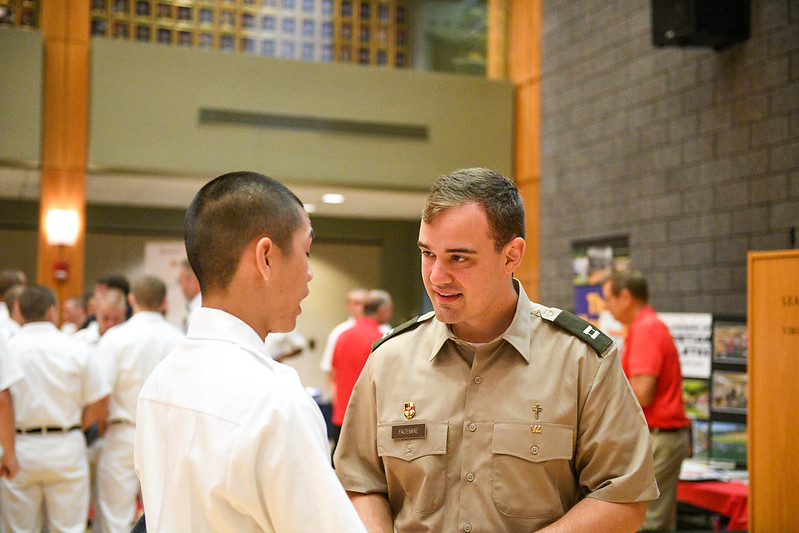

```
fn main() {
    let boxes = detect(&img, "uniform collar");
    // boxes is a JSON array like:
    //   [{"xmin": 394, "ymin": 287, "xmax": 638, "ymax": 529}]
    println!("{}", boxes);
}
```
[
  {"xmin": 20, "ymin": 321, "xmax": 58, "ymax": 333},
  {"xmin": 428, "ymin": 279, "xmax": 533, "ymax": 363},
  {"xmin": 186, "ymin": 307, "xmax": 272, "ymax": 363}
]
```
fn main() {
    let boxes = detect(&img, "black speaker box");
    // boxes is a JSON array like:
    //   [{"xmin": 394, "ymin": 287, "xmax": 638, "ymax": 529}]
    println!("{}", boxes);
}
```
[{"xmin": 651, "ymin": 0, "xmax": 750, "ymax": 50}]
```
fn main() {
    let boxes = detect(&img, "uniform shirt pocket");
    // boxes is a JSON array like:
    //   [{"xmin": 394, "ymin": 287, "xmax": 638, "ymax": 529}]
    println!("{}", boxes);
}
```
[
  {"xmin": 491, "ymin": 420, "xmax": 574, "ymax": 519},
  {"xmin": 377, "ymin": 421, "xmax": 448, "ymax": 514}
]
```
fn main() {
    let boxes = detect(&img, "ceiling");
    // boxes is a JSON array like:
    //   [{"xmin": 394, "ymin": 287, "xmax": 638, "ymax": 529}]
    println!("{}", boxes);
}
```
[{"xmin": 0, "ymin": 166, "xmax": 429, "ymax": 221}]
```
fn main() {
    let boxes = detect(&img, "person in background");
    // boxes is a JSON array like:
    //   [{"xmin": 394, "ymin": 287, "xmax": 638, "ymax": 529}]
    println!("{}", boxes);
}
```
[
  {"xmin": 134, "ymin": 171, "xmax": 366, "ymax": 532},
  {"xmin": 329, "ymin": 290, "xmax": 392, "ymax": 449},
  {"xmin": 264, "ymin": 327, "xmax": 308, "ymax": 363},
  {"xmin": 0, "ymin": 270, "xmax": 26, "ymax": 341},
  {"xmin": 334, "ymin": 168, "xmax": 658, "ymax": 532},
  {"xmin": 319, "ymin": 288, "xmax": 368, "ymax": 385},
  {"xmin": 82, "ymin": 275, "xmax": 132, "ymax": 331},
  {"xmin": 1, "ymin": 285, "xmax": 109, "ymax": 533},
  {"xmin": 177, "ymin": 259, "xmax": 201, "ymax": 332},
  {"xmin": 603, "ymin": 270, "xmax": 691, "ymax": 532},
  {"xmin": 75, "ymin": 288, "xmax": 128, "ymax": 347},
  {"xmin": 61, "ymin": 294, "xmax": 88, "ymax": 335},
  {"xmin": 96, "ymin": 275, "xmax": 184, "ymax": 533},
  {"xmin": 73, "ymin": 287, "xmax": 127, "ymax": 532}
]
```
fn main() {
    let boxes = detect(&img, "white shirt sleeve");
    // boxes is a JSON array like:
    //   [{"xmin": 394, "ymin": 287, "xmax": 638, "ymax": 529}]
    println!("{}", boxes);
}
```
[{"xmin": 228, "ymin": 382, "xmax": 367, "ymax": 533}]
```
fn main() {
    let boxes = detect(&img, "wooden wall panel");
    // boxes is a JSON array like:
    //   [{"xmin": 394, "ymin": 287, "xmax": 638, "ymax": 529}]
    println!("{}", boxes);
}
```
[{"xmin": 747, "ymin": 249, "xmax": 799, "ymax": 531}]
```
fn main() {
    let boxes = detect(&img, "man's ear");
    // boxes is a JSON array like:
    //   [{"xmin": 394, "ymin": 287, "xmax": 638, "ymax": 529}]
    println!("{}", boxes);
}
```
[
  {"xmin": 127, "ymin": 292, "xmax": 137, "ymax": 310},
  {"xmin": 503, "ymin": 237, "xmax": 526, "ymax": 272},
  {"xmin": 254, "ymin": 236, "xmax": 274, "ymax": 281}
]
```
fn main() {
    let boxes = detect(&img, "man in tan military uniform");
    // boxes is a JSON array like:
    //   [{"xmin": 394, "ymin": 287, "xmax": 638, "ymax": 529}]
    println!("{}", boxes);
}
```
[{"xmin": 334, "ymin": 168, "xmax": 658, "ymax": 532}]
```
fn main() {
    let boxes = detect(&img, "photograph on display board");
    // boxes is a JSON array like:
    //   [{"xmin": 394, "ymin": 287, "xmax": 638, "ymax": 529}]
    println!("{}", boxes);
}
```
[
  {"xmin": 713, "ymin": 319, "xmax": 747, "ymax": 362},
  {"xmin": 683, "ymin": 379, "xmax": 710, "ymax": 420},
  {"xmin": 710, "ymin": 421, "xmax": 747, "ymax": 467},
  {"xmin": 691, "ymin": 419, "xmax": 710, "ymax": 459},
  {"xmin": 711, "ymin": 370, "xmax": 748, "ymax": 414}
]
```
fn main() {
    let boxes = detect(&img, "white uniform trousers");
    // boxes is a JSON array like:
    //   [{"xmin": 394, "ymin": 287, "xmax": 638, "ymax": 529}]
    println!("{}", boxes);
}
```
[
  {"xmin": 0, "ymin": 430, "xmax": 89, "ymax": 533},
  {"xmin": 97, "ymin": 424, "xmax": 138, "ymax": 533}
]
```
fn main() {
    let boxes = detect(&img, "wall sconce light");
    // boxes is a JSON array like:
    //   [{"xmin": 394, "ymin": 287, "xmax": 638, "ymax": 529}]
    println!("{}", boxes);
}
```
[
  {"xmin": 45, "ymin": 209, "xmax": 80, "ymax": 246},
  {"xmin": 45, "ymin": 209, "xmax": 80, "ymax": 282}
]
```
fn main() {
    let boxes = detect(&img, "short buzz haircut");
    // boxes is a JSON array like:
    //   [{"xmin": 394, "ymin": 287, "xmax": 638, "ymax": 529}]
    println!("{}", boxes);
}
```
[
  {"xmin": 97, "ymin": 288, "xmax": 127, "ymax": 312},
  {"xmin": 605, "ymin": 270, "xmax": 649, "ymax": 303},
  {"xmin": 363, "ymin": 289, "xmax": 391, "ymax": 316},
  {"xmin": 132, "ymin": 275, "xmax": 167, "ymax": 311},
  {"xmin": 17, "ymin": 285, "xmax": 56, "ymax": 322},
  {"xmin": 185, "ymin": 171, "xmax": 305, "ymax": 293},
  {"xmin": 97, "ymin": 274, "xmax": 130, "ymax": 295},
  {"xmin": 422, "ymin": 168, "xmax": 525, "ymax": 252}
]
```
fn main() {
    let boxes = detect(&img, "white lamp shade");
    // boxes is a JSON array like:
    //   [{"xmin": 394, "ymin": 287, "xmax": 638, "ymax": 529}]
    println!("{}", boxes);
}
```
[{"xmin": 45, "ymin": 209, "xmax": 80, "ymax": 246}]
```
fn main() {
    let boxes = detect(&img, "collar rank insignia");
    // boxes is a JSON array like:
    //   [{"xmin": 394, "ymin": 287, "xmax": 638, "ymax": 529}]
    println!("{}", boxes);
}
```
[{"xmin": 404, "ymin": 402, "xmax": 416, "ymax": 420}]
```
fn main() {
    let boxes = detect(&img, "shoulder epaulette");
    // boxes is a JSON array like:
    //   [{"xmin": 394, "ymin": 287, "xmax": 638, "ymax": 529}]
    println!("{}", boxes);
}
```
[
  {"xmin": 540, "ymin": 307, "xmax": 613, "ymax": 356},
  {"xmin": 372, "ymin": 311, "xmax": 435, "ymax": 352}
]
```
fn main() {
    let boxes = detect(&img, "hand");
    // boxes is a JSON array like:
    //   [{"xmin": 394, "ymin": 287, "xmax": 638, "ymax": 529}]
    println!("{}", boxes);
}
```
[{"xmin": 1, "ymin": 453, "xmax": 19, "ymax": 480}]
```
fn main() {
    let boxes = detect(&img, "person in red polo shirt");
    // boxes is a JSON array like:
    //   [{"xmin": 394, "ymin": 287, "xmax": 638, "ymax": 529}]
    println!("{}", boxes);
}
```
[
  {"xmin": 603, "ymin": 270, "xmax": 691, "ymax": 531},
  {"xmin": 330, "ymin": 290, "xmax": 393, "ymax": 440}
]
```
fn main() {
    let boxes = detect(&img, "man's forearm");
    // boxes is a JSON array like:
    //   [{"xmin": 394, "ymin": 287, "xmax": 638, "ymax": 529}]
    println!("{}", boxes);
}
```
[
  {"xmin": 539, "ymin": 498, "xmax": 647, "ymax": 533},
  {"xmin": 348, "ymin": 492, "xmax": 393, "ymax": 533},
  {"xmin": 0, "ymin": 390, "xmax": 15, "ymax": 456}
]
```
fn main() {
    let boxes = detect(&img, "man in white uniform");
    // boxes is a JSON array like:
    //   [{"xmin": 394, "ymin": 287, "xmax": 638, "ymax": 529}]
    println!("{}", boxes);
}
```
[
  {"xmin": 73, "ymin": 287, "xmax": 127, "ymax": 533},
  {"xmin": 135, "ymin": 171, "xmax": 366, "ymax": 532},
  {"xmin": 0, "ymin": 335, "xmax": 22, "ymax": 481},
  {"xmin": 96, "ymin": 275, "xmax": 184, "ymax": 533},
  {"xmin": 1, "ymin": 285, "xmax": 109, "ymax": 533}
]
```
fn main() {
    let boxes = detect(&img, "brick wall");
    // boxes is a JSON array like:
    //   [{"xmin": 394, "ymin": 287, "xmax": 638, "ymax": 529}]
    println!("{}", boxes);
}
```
[{"xmin": 539, "ymin": 0, "xmax": 799, "ymax": 313}]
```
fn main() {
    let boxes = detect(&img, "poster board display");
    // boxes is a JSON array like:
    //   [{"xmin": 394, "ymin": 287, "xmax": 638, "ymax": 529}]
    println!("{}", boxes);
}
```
[{"xmin": 659, "ymin": 312, "xmax": 713, "ymax": 380}]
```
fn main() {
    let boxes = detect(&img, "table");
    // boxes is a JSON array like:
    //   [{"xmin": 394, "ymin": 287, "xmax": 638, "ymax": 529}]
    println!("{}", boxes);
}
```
[{"xmin": 677, "ymin": 480, "xmax": 748, "ymax": 531}]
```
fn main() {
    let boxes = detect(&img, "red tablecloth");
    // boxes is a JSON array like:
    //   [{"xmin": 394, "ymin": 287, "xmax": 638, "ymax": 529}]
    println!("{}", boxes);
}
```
[{"xmin": 677, "ymin": 480, "xmax": 748, "ymax": 531}]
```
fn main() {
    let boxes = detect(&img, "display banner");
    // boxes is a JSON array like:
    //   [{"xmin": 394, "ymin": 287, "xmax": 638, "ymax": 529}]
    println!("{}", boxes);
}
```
[{"xmin": 658, "ymin": 312, "xmax": 713, "ymax": 379}]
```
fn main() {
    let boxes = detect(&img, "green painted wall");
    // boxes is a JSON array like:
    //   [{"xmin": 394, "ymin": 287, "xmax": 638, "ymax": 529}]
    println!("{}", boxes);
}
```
[
  {"xmin": 88, "ymin": 38, "xmax": 514, "ymax": 189},
  {"xmin": 0, "ymin": 29, "xmax": 43, "ymax": 164}
]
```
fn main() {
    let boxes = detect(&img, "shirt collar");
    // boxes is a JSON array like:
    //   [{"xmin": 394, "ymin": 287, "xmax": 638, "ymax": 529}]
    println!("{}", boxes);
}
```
[
  {"xmin": 20, "ymin": 321, "xmax": 58, "ymax": 333},
  {"xmin": 428, "ymin": 279, "xmax": 533, "ymax": 363},
  {"xmin": 186, "ymin": 307, "xmax": 272, "ymax": 363}
]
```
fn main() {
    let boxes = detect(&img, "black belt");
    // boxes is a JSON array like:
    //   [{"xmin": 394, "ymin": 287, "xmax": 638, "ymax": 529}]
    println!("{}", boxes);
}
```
[
  {"xmin": 15, "ymin": 425, "xmax": 81, "ymax": 434},
  {"xmin": 649, "ymin": 426, "xmax": 686, "ymax": 433}
]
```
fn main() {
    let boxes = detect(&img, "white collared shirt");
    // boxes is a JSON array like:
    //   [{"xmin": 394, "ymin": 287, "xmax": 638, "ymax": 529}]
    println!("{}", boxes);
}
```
[
  {"xmin": 0, "ymin": 335, "xmax": 22, "ymax": 391},
  {"xmin": 97, "ymin": 311, "xmax": 184, "ymax": 424},
  {"xmin": 135, "ymin": 307, "xmax": 366, "ymax": 532},
  {"xmin": 8, "ymin": 321, "xmax": 109, "ymax": 428},
  {"xmin": 0, "ymin": 302, "xmax": 20, "ymax": 341}
]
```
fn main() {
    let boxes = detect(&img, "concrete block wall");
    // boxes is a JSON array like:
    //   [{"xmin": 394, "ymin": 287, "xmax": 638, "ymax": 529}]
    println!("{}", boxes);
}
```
[{"xmin": 539, "ymin": 0, "xmax": 799, "ymax": 314}]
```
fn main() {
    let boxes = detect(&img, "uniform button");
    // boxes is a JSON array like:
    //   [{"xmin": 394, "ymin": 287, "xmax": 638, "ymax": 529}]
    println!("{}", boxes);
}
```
[
  {"xmin": 468, "ymin": 423, "xmax": 476, "ymax": 432},
  {"xmin": 463, "ymin": 524, "xmax": 472, "ymax": 532},
  {"xmin": 473, "ymin": 376, "xmax": 482, "ymax": 384},
  {"xmin": 466, "ymin": 472, "xmax": 475, "ymax": 482},
  {"xmin": 406, "ymin": 444, "xmax": 413, "ymax": 452},
  {"xmin": 531, "ymin": 445, "xmax": 539, "ymax": 455}
]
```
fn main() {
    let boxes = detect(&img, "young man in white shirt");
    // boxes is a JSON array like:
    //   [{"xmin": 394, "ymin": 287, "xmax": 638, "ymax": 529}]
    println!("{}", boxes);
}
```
[
  {"xmin": 96, "ymin": 275, "xmax": 184, "ymax": 533},
  {"xmin": 135, "ymin": 171, "xmax": 366, "ymax": 532}
]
